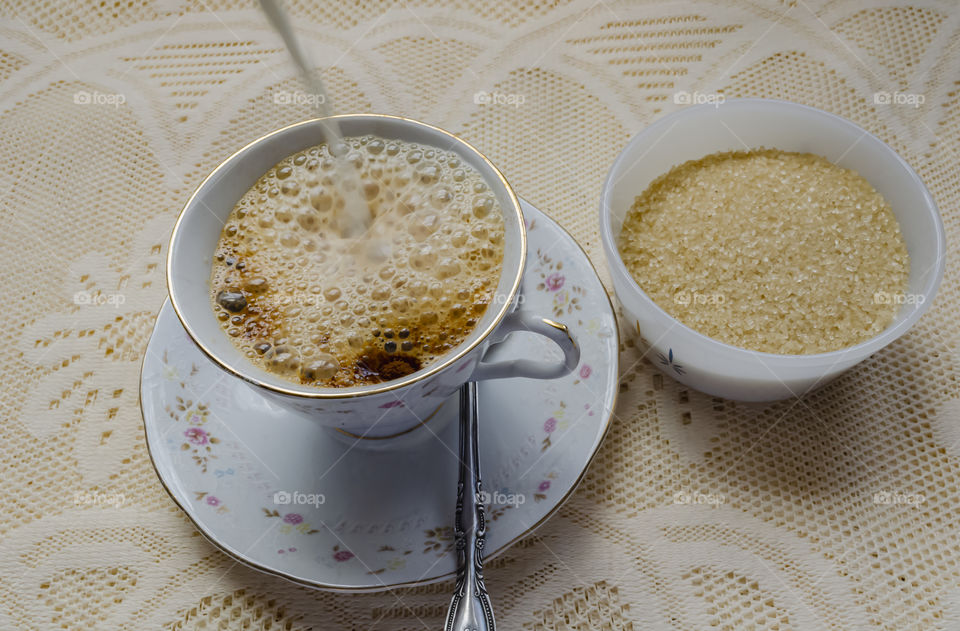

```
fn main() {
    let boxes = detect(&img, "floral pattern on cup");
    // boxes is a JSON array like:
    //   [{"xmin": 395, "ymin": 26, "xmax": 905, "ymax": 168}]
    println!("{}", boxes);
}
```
[{"xmin": 534, "ymin": 249, "xmax": 585, "ymax": 317}]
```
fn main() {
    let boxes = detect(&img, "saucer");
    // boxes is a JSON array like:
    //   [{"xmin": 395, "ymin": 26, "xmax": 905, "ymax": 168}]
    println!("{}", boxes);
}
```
[{"xmin": 140, "ymin": 199, "xmax": 618, "ymax": 591}]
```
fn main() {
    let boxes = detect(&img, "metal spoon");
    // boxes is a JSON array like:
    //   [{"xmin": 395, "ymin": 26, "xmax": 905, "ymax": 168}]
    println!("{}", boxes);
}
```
[{"xmin": 444, "ymin": 381, "xmax": 495, "ymax": 631}]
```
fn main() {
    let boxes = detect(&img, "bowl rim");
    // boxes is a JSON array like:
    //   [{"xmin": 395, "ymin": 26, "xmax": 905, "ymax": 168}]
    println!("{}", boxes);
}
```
[
  {"xmin": 167, "ymin": 113, "xmax": 525, "ymax": 399},
  {"xmin": 599, "ymin": 97, "xmax": 946, "ymax": 366}
]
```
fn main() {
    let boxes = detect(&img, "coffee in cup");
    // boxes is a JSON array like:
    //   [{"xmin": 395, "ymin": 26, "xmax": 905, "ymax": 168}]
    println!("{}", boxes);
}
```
[{"xmin": 209, "ymin": 135, "xmax": 505, "ymax": 388}]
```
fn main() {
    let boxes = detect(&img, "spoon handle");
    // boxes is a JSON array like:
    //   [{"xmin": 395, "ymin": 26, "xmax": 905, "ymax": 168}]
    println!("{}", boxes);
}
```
[{"xmin": 445, "ymin": 382, "xmax": 495, "ymax": 631}]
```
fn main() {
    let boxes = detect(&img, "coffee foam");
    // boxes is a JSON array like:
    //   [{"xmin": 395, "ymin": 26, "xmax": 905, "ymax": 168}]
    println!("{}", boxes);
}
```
[{"xmin": 209, "ymin": 135, "xmax": 506, "ymax": 387}]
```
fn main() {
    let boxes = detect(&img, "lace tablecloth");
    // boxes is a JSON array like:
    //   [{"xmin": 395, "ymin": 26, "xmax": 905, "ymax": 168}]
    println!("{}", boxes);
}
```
[{"xmin": 2, "ymin": 1, "xmax": 958, "ymax": 628}]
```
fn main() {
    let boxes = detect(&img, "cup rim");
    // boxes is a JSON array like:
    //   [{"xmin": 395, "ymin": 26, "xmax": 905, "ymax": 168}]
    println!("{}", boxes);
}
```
[
  {"xmin": 599, "ymin": 97, "xmax": 946, "ymax": 366},
  {"xmin": 167, "ymin": 113, "xmax": 525, "ymax": 399}
]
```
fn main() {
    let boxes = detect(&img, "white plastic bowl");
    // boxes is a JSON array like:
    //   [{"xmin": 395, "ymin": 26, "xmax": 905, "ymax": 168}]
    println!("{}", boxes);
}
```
[{"xmin": 599, "ymin": 98, "xmax": 945, "ymax": 401}]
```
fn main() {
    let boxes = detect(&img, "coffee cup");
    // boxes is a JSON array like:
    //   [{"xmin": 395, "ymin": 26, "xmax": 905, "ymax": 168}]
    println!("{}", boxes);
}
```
[{"xmin": 167, "ymin": 114, "xmax": 579, "ymax": 438}]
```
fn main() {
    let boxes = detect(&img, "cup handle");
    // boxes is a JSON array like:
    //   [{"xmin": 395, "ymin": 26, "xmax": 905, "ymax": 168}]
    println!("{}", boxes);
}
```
[{"xmin": 472, "ymin": 311, "xmax": 580, "ymax": 381}]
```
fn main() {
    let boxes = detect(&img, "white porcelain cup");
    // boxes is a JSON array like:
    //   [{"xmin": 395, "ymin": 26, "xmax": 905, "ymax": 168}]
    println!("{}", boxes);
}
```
[
  {"xmin": 168, "ymin": 115, "xmax": 579, "ymax": 438},
  {"xmin": 600, "ymin": 98, "xmax": 945, "ymax": 401}
]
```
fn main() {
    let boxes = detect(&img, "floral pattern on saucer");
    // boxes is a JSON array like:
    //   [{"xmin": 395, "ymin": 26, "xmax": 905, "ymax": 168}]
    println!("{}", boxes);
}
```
[
  {"xmin": 263, "ymin": 509, "xmax": 322, "ymax": 535},
  {"xmin": 140, "ymin": 199, "xmax": 618, "ymax": 591},
  {"xmin": 163, "ymin": 370, "xmax": 221, "ymax": 473},
  {"xmin": 194, "ymin": 491, "xmax": 228, "ymax": 513}
]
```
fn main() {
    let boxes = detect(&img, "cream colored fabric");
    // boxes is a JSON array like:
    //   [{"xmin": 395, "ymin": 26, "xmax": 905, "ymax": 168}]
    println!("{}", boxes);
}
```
[{"xmin": 1, "ymin": 0, "xmax": 958, "ymax": 628}]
